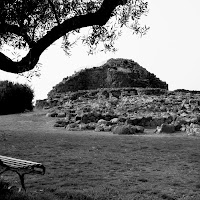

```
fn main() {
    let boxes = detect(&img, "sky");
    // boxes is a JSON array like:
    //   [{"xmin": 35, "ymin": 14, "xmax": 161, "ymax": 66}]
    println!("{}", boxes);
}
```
[{"xmin": 1, "ymin": 0, "xmax": 200, "ymax": 101}]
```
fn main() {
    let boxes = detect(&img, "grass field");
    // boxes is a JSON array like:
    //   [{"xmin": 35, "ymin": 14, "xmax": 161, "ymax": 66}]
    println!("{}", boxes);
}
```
[{"xmin": 0, "ymin": 110, "xmax": 200, "ymax": 199}]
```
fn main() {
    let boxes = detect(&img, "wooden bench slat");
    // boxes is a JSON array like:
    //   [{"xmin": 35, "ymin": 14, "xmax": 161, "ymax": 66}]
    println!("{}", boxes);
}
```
[
  {"xmin": 1, "ymin": 162, "xmax": 34, "ymax": 168},
  {"xmin": 1, "ymin": 159, "xmax": 38, "ymax": 165},
  {"xmin": 1, "ymin": 158, "xmax": 36, "ymax": 164},
  {"xmin": 0, "ymin": 156, "xmax": 40, "ymax": 165},
  {"xmin": 1, "ymin": 159, "xmax": 40, "ymax": 166}
]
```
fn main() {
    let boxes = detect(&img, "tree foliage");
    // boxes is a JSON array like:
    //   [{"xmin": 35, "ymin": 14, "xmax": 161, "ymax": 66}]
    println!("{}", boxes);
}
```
[
  {"xmin": 0, "ymin": 81, "xmax": 34, "ymax": 114},
  {"xmin": 0, "ymin": 0, "xmax": 149, "ymax": 74}
]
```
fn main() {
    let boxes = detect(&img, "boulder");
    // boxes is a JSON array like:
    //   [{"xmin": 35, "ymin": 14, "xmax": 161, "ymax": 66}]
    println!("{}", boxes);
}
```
[
  {"xmin": 101, "ymin": 90, "xmax": 110, "ymax": 98},
  {"xmin": 55, "ymin": 119, "xmax": 69, "ymax": 127},
  {"xmin": 156, "ymin": 123, "xmax": 175, "ymax": 133},
  {"xmin": 109, "ymin": 96, "xmax": 119, "ymax": 106},
  {"xmin": 95, "ymin": 125, "xmax": 105, "ymax": 132},
  {"xmin": 54, "ymin": 123, "xmax": 66, "ymax": 127},
  {"xmin": 65, "ymin": 114, "xmax": 72, "ymax": 121},
  {"xmin": 66, "ymin": 123, "xmax": 79, "ymax": 131},
  {"xmin": 103, "ymin": 126, "xmax": 112, "ymax": 132},
  {"xmin": 75, "ymin": 115, "xmax": 82, "ymax": 121},
  {"xmin": 180, "ymin": 112, "xmax": 188, "ymax": 117},
  {"xmin": 46, "ymin": 111, "xmax": 58, "ymax": 117},
  {"xmin": 49, "ymin": 99, "xmax": 59, "ymax": 107},
  {"xmin": 87, "ymin": 122, "xmax": 97, "ymax": 130},
  {"xmin": 82, "ymin": 106, "xmax": 92, "ymax": 113},
  {"xmin": 97, "ymin": 119, "xmax": 107, "ymax": 125},
  {"xmin": 135, "ymin": 125, "xmax": 145, "ymax": 133},
  {"xmin": 57, "ymin": 112, "xmax": 66, "ymax": 118},
  {"xmin": 81, "ymin": 113, "xmax": 97, "ymax": 124},
  {"xmin": 110, "ymin": 90, "xmax": 121, "ymax": 98},
  {"xmin": 102, "ymin": 113, "xmax": 115, "ymax": 121},
  {"xmin": 180, "ymin": 124, "xmax": 186, "ymax": 132},
  {"xmin": 110, "ymin": 118, "xmax": 119, "ymax": 124},
  {"xmin": 79, "ymin": 123, "xmax": 89, "ymax": 130},
  {"xmin": 112, "ymin": 125, "xmax": 137, "ymax": 135},
  {"xmin": 160, "ymin": 105, "xmax": 167, "ymax": 112},
  {"xmin": 118, "ymin": 117, "xmax": 127, "ymax": 123},
  {"xmin": 172, "ymin": 122, "xmax": 182, "ymax": 131}
]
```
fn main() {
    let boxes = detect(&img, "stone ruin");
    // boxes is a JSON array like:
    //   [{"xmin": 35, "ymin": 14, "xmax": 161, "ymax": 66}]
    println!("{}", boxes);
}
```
[
  {"xmin": 35, "ymin": 58, "xmax": 200, "ymax": 135},
  {"xmin": 36, "ymin": 88, "xmax": 200, "ymax": 136}
]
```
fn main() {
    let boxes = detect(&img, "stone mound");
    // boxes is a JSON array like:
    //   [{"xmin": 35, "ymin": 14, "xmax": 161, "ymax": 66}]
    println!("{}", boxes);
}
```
[{"xmin": 48, "ymin": 58, "xmax": 168, "ymax": 97}]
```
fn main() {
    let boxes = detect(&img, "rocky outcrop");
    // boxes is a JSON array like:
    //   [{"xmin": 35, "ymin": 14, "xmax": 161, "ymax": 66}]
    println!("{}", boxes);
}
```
[{"xmin": 48, "ymin": 58, "xmax": 168, "ymax": 97}]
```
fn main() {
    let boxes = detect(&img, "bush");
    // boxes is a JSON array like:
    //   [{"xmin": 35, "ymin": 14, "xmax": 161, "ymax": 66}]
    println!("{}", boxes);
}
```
[{"xmin": 0, "ymin": 81, "xmax": 34, "ymax": 115}]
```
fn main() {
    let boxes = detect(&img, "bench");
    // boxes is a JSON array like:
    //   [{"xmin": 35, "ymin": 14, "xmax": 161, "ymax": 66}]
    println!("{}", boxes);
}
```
[{"xmin": 0, "ymin": 155, "xmax": 45, "ymax": 191}]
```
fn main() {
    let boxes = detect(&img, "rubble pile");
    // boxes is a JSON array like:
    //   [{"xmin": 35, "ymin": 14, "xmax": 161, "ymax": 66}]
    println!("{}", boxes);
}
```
[{"xmin": 36, "ymin": 88, "xmax": 200, "ymax": 135}]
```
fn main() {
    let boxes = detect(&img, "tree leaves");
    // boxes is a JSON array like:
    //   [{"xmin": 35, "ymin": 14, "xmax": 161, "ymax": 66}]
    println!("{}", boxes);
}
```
[{"xmin": 0, "ymin": 0, "xmax": 149, "ymax": 74}]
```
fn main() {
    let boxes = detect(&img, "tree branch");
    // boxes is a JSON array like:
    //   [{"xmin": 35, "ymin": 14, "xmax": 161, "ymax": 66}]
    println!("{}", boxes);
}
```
[
  {"xmin": 0, "ymin": 23, "xmax": 35, "ymax": 47},
  {"xmin": 0, "ymin": 0, "xmax": 127, "ymax": 74}
]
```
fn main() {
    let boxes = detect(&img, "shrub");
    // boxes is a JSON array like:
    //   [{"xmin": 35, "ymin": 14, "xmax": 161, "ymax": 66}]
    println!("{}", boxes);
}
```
[{"xmin": 0, "ymin": 81, "xmax": 34, "ymax": 115}]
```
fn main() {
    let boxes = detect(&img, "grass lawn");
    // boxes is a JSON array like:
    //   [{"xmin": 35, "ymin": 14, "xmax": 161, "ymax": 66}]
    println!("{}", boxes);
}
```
[{"xmin": 0, "ymin": 111, "xmax": 200, "ymax": 199}]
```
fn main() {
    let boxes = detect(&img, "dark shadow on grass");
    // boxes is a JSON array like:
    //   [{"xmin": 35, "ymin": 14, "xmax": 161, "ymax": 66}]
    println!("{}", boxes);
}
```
[{"xmin": 0, "ymin": 179, "xmax": 95, "ymax": 200}]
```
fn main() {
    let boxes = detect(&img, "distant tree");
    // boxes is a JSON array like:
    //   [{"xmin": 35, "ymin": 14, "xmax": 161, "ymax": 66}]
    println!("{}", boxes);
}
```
[
  {"xmin": 0, "ymin": 0, "xmax": 149, "ymax": 74},
  {"xmin": 0, "ymin": 81, "xmax": 34, "ymax": 114}
]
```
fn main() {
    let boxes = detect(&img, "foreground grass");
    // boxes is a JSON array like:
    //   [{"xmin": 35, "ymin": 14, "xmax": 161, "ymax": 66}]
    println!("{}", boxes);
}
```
[
  {"xmin": 0, "ymin": 112, "xmax": 200, "ymax": 199},
  {"xmin": 0, "ymin": 179, "xmax": 94, "ymax": 200}
]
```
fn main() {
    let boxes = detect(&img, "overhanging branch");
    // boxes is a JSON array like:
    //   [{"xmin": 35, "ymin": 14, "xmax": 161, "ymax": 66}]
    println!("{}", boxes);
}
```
[
  {"xmin": 0, "ymin": 23, "xmax": 34, "ymax": 47},
  {"xmin": 0, "ymin": 0, "xmax": 128, "ymax": 74}
]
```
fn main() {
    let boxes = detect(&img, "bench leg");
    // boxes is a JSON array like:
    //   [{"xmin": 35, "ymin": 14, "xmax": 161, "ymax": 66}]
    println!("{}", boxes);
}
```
[{"xmin": 16, "ymin": 172, "xmax": 26, "ymax": 192}]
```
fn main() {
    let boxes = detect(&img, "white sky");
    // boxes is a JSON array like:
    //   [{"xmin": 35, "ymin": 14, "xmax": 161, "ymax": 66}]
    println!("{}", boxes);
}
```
[{"xmin": 1, "ymin": 0, "xmax": 200, "ymax": 101}]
